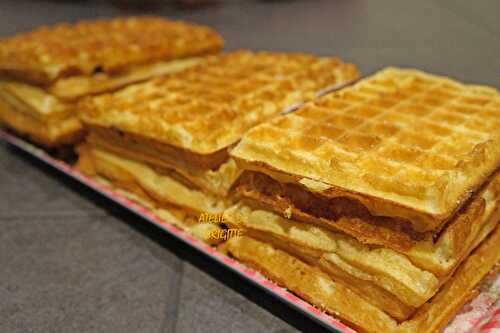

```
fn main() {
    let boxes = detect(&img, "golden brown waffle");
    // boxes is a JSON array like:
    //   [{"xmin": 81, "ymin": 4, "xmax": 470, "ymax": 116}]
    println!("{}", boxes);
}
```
[
  {"xmin": 231, "ymin": 67, "xmax": 500, "ymax": 232},
  {"xmin": 221, "ymin": 225, "xmax": 500, "ymax": 333},
  {"xmin": 0, "ymin": 16, "xmax": 223, "ymax": 85},
  {"xmin": 79, "ymin": 50, "xmax": 359, "ymax": 158},
  {"xmin": 223, "ymin": 174, "xmax": 500, "ymax": 312}
]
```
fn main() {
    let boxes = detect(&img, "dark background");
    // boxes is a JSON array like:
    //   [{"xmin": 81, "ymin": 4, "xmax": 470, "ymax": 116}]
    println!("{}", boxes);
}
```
[
  {"xmin": 0, "ymin": 1, "xmax": 499, "ymax": 333},
  {"xmin": 1, "ymin": 0, "xmax": 499, "ymax": 86}
]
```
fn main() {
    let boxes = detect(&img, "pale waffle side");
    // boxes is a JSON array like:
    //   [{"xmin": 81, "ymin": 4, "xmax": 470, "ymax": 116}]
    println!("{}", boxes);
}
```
[
  {"xmin": 49, "ymin": 57, "xmax": 203, "ymax": 101},
  {"xmin": 79, "ymin": 50, "xmax": 359, "ymax": 156},
  {"xmin": 231, "ymin": 67, "xmax": 500, "ymax": 232},
  {"xmin": 0, "ymin": 83, "xmax": 83, "ymax": 146},
  {"xmin": 91, "ymin": 176, "xmax": 224, "ymax": 245},
  {"xmin": 221, "ymin": 225, "xmax": 500, "ymax": 333},
  {"xmin": 0, "ymin": 16, "xmax": 223, "ymax": 85},
  {"xmin": 76, "ymin": 144, "xmax": 229, "ymax": 215},
  {"xmin": 0, "ymin": 82, "xmax": 73, "ymax": 121}
]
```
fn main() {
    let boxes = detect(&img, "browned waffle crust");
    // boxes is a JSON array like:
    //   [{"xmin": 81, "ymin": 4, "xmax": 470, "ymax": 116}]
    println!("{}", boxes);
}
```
[{"xmin": 0, "ymin": 16, "xmax": 224, "ymax": 85}]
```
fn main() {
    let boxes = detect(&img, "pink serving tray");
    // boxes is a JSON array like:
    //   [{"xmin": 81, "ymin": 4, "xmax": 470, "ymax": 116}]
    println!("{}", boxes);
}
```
[{"xmin": 1, "ymin": 129, "xmax": 498, "ymax": 333}]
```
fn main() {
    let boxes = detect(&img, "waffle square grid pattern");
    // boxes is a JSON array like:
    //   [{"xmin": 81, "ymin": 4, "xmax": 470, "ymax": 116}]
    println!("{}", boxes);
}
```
[
  {"xmin": 0, "ymin": 16, "xmax": 223, "ymax": 84},
  {"xmin": 233, "ymin": 67, "xmax": 500, "ymax": 229},
  {"xmin": 80, "ymin": 51, "xmax": 359, "ymax": 155}
]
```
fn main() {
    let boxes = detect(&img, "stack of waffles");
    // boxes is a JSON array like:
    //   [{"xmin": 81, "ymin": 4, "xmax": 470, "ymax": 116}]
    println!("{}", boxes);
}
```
[
  {"xmin": 0, "ymin": 16, "xmax": 223, "ymax": 147},
  {"xmin": 76, "ymin": 50, "xmax": 359, "ymax": 243},
  {"xmin": 223, "ymin": 67, "xmax": 500, "ymax": 333}
]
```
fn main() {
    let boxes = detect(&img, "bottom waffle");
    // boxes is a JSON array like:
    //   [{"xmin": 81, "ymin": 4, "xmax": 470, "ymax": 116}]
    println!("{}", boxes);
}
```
[
  {"xmin": 220, "ymin": 226, "xmax": 500, "ymax": 333},
  {"xmin": 0, "ymin": 96, "xmax": 83, "ymax": 147},
  {"xmin": 76, "ymin": 144, "xmax": 229, "ymax": 215},
  {"xmin": 92, "ymin": 176, "xmax": 225, "ymax": 245}
]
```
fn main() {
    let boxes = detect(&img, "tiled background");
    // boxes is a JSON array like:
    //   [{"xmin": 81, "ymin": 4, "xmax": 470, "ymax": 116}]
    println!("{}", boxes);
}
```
[{"xmin": 0, "ymin": 1, "xmax": 498, "ymax": 332}]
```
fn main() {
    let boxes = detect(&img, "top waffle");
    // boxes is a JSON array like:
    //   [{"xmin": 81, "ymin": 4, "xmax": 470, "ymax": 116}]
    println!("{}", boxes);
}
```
[
  {"xmin": 231, "ymin": 67, "xmax": 500, "ymax": 231},
  {"xmin": 0, "ymin": 16, "xmax": 223, "ymax": 85},
  {"xmin": 79, "ymin": 50, "xmax": 359, "ymax": 156}
]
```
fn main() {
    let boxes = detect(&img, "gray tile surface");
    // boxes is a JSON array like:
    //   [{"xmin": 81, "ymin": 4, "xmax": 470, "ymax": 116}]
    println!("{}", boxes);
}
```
[
  {"xmin": 0, "ymin": 143, "xmax": 301, "ymax": 333},
  {"xmin": 175, "ymin": 264, "xmax": 295, "ymax": 333},
  {"xmin": 0, "ymin": 142, "xmax": 103, "ymax": 218},
  {"xmin": 0, "ymin": 1, "xmax": 499, "ymax": 332},
  {"xmin": 0, "ymin": 213, "xmax": 180, "ymax": 333}
]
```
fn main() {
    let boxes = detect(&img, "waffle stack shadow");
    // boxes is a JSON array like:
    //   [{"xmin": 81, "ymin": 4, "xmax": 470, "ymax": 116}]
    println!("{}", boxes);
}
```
[
  {"xmin": 76, "ymin": 50, "xmax": 359, "ymax": 243},
  {"xmin": 0, "ymin": 16, "xmax": 223, "ymax": 148},
  {"xmin": 222, "ymin": 67, "xmax": 500, "ymax": 333}
]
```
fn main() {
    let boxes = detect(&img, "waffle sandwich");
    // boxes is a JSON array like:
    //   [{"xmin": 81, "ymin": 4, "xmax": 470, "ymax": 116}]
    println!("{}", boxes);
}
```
[
  {"xmin": 0, "ymin": 16, "xmax": 223, "ymax": 147},
  {"xmin": 76, "ymin": 50, "xmax": 359, "ymax": 242},
  {"xmin": 224, "ymin": 67, "xmax": 500, "ymax": 332}
]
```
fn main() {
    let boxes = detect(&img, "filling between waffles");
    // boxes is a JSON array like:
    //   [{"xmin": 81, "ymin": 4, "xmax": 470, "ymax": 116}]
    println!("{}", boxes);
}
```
[
  {"xmin": 235, "ymin": 169, "xmax": 500, "ymax": 250},
  {"xmin": 85, "ymin": 127, "xmax": 239, "ymax": 195}
]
